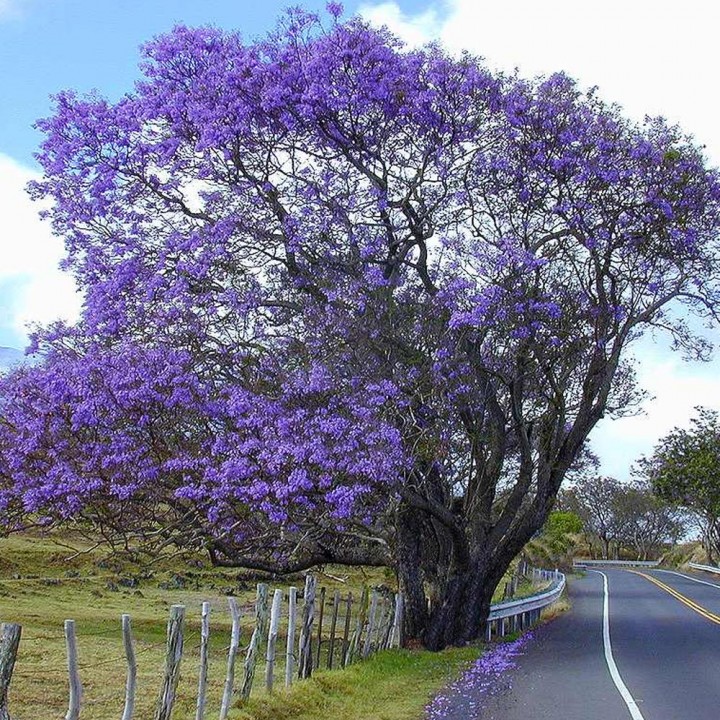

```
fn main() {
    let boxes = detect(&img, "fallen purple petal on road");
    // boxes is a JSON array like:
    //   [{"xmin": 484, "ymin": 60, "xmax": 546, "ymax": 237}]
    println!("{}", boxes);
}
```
[{"xmin": 425, "ymin": 632, "xmax": 535, "ymax": 719}]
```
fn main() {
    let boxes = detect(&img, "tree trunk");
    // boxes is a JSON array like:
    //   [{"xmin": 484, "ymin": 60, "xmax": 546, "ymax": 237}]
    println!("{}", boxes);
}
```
[
  {"xmin": 705, "ymin": 516, "xmax": 720, "ymax": 565},
  {"xmin": 395, "ymin": 505, "xmax": 429, "ymax": 641},
  {"xmin": 397, "ymin": 455, "xmax": 571, "ymax": 649},
  {"xmin": 602, "ymin": 536, "xmax": 610, "ymax": 560},
  {"xmin": 422, "ymin": 566, "xmax": 495, "ymax": 650}
]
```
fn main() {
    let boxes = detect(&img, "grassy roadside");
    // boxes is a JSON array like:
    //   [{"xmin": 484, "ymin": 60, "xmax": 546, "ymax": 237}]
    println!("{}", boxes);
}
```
[
  {"xmin": 0, "ymin": 532, "xmax": 565, "ymax": 720},
  {"xmin": 232, "ymin": 646, "xmax": 480, "ymax": 720}
]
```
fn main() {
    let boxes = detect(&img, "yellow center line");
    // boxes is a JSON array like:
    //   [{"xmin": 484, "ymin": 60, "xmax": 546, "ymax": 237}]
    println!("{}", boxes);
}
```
[{"xmin": 629, "ymin": 570, "xmax": 720, "ymax": 626}]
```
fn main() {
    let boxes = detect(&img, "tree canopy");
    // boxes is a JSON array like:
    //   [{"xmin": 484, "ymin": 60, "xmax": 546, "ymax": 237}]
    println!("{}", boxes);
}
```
[
  {"xmin": 641, "ymin": 407, "xmax": 720, "ymax": 562},
  {"xmin": 562, "ymin": 476, "xmax": 684, "ymax": 560},
  {"xmin": 2, "ymin": 6, "xmax": 720, "ymax": 648}
]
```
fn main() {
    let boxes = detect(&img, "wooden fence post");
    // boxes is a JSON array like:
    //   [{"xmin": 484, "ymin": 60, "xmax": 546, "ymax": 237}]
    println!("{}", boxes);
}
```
[
  {"xmin": 0, "ymin": 623, "xmax": 21, "ymax": 720},
  {"xmin": 379, "ymin": 596, "xmax": 394, "ymax": 650},
  {"xmin": 195, "ymin": 602, "xmax": 211, "ymax": 720},
  {"xmin": 257, "ymin": 584, "xmax": 270, "ymax": 643},
  {"xmin": 392, "ymin": 592, "xmax": 404, "ymax": 648},
  {"xmin": 298, "ymin": 575, "xmax": 317, "ymax": 679},
  {"xmin": 121, "ymin": 614, "xmax": 137, "ymax": 720},
  {"xmin": 65, "ymin": 619, "xmax": 82, "ymax": 720},
  {"xmin": 314, "ymin": 586, "xmax": 326, "ymax": 670},
  {"xmin": 341, "ymin": 592, "xmax": 353, "ymax": 667},
  {"xmin": 326, "ymin": 590, "xmax": 341, "ymax": 669},
  {"xmin": 347, "ymin": 586, "xmax": 368, "ymax": 665},
  {"xmin": 285, "ymin": 587, "xmax": 298, "ymax": 688},
  {"xmin": 362, "ymin": 590, "xmax": 379, "ymax": 659},
  {"xmin": 265, "ymin": 589, "xmax": 283, "ymax": 693},
  {"xmin": 154, "ymin": 605, "xmax": 185, "ymax": 720},
  {"xmin": 219, "ymin": 597, "xmax": 241, "ymax": 719},
  {"xmin": 240, "ymin": 583, "xmax": 269, "ymax": 701}
]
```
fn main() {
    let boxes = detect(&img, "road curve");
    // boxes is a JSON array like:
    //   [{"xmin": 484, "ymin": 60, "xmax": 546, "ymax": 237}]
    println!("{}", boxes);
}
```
[{"xmin": 465, "ymin": 569, "xmax": 720, "ymax": 719}]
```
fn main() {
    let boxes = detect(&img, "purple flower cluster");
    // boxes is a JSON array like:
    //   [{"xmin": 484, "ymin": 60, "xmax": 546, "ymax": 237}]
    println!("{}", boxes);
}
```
[{"xmin": 425, "ymin": 633, "xmax": 535, "ymax": 719}]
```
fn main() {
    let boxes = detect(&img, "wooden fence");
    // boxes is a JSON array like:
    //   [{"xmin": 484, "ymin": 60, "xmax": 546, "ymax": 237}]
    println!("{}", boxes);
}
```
[{"xmin": 0, "ymin": 574, "xmax": 403, "ymax": 720}]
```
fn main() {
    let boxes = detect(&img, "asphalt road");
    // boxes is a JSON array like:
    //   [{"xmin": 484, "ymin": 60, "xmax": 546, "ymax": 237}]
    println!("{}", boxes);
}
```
[{"xmin": 469, "ymin": 569, "xmax": 720, "ymax": 720}]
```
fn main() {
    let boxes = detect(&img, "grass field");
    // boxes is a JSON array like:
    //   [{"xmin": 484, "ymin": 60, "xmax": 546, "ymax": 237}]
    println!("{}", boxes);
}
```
[
  {"xmin": 0, "ymin": 532, "xmax": 564, "ymax": 719},
  {"xmin": 0, "ymin": 533, "xmax": 486, "ymax": 720}
]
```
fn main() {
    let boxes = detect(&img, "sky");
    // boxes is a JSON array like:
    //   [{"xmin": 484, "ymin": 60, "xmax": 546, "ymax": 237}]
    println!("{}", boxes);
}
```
[{"xmin": 1, "ymin": 0, "xmax": 720, "ymax": 479}]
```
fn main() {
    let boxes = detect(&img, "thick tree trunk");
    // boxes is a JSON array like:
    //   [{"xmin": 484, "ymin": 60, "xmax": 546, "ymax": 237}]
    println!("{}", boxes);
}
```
[
  {"xmin": 422, "ymin": 562, "xmax": 499, "ymax": 650},
  {"xmin": 396, "ymin": 427, "xmax": 579, "ymax": 650},
  {"xmin": 396, "ymin": 505, "xmax": 429, "ymax": 641}
]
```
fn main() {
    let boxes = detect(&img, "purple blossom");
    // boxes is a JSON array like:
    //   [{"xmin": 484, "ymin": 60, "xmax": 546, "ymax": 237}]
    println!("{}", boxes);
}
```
[
  {"xmin": 326, "ymin": 2, "xmax": 343, "ymax": 19},
  {"xmin": 425, "ymin": 633, "xmax": 535, "ymax": 719}
]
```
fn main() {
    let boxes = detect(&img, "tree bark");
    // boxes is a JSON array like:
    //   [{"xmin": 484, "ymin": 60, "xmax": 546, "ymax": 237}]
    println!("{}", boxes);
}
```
[{"xmin": 395, "ymin": 504, "xmax": 429, "ymax": 641}]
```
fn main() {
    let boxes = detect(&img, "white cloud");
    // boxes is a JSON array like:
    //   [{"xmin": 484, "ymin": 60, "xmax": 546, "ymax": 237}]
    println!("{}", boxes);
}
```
[
  {"xmin": 360, "ymin": 0, "xmax": 720, "ymax": 162},
  {"xmin": 592, "ymin": 351, "xmax": 720, "ymax": 478},
  {"xmin": 358, "ymin": 1, "xmax": 440, "ymax": 47},
  {"xmin": 0, "ymin": 153, "xmax": 82, "ymax": 345}
]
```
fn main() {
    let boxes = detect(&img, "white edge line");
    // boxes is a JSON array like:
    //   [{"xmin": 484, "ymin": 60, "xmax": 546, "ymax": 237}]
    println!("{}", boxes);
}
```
[
  {"xmin": 589, "ymin": 570, "xmax": 646, "ymax": 720},
  {"xmin": 654, "ymin": 568, "xmax": 720, "ymax": 591}
]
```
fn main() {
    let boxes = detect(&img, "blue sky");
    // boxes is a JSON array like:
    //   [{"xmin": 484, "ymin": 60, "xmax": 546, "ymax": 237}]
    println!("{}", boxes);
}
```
[
  {"xmin": 0, "ymin": 0, "xmax": 436, "ymax": 166},
  {"xmin": 2, "ymin": 0, "xmax": 720, "ymax": 478}
]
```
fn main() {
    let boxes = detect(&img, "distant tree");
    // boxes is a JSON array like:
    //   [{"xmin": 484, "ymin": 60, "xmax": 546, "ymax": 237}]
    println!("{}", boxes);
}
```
[
  {"xmin": 544, "ymin": 510, "xmax": 583, "ymax": 538},
  {"xmin": 613, "ymin": 481, "xmax": 685, "ymax": 560},
  {"xmin": 640, "ymin": 408, "xmax": 720, "ymax": 563},
  {"xmin": 565, "ymin": 476, "xmax": 685, "ymax": 560},
  {"xmin": 2, "ymin": 8, "xmax": 720, "ymax": 649},
  {"xmin": 564, "ymin": 476, "xmax": 626, "ymax": 558}
]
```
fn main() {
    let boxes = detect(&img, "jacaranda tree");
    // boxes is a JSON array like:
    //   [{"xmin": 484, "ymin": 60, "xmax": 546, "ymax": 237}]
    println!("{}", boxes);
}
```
[{"xmin": 2, "ymin": 6, "xmax": 720, "ymax": 649}]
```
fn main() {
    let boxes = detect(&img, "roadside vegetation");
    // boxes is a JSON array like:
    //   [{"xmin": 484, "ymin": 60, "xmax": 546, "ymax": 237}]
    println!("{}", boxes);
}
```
[
  {"xmin": 524, "ymin": 511, "xmax": 584, "ymax": 572},
  {"xmin": 0, "ymin": 531, "xmax": 564, "ymax": 719},
  {"xmin": 233, "ymin": 647, "xmax": 480, "ymax": 720},
  {"xmin": 640, "ymin": 407, "xmax": 720, "ymax": 564},
  {"xmin": 659, "ymin": 541, "xmax": 709, "ymax": 568},
  {"xmin": 0, "ymin": 532, "xmax": 403, "ymax": 719}
]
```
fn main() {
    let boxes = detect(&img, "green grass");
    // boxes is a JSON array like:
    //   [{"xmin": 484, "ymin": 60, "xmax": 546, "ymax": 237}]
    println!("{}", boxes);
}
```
[
  {"xmin": 232, "ymin": 646, "xmax": 480, "ymax": 720},
  {"xmin": 0, "ymin": 532, "xmax": 474, "ymax": 720},
  {"xmin": 1, "ymin": 532, "xmax": 563, "ymax": 720}
]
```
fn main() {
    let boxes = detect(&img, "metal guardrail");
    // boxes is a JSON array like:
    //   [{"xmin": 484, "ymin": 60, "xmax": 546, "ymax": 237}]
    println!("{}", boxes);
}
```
[
  {"xmin": 572, "ymin": 559, "xmax": 660, "ymax": 567},
  {"xmin": 688, "ymin": 562, "xmax": 720, "ymax": 575},
  {"xmin": 488, "ymin": 571, "xmax": 565, "ymax": 621},
  {"xmin": 485, "ymin": 568, "xmax": 565, "ymax": 640}
]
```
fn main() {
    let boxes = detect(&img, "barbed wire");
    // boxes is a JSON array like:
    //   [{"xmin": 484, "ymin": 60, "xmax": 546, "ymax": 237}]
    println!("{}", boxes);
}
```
[{"xmin": 15, "ymin": 627, "xmax": 204, "ymax": 678}]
